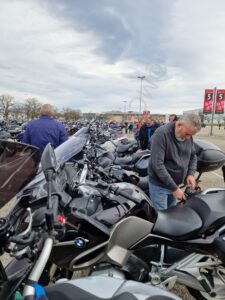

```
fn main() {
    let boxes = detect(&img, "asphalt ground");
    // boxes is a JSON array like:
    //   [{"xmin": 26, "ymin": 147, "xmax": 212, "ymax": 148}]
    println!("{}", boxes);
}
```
[{"xmin": 0, "ymin": 126, "xmax": 224, "ymax": 299}]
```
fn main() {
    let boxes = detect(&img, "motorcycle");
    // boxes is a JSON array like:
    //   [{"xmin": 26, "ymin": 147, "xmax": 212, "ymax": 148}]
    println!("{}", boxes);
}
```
[
  {"xmin": 85, "ymin": 173, "xmax": 225, "ymax": 300},
  {"xmin": 0, "ymin": 128, "xmax": 154, "ymax": 295},
  {"xmin": 0, "ymin": 141, "xmax": 180, "ymax": 300}
]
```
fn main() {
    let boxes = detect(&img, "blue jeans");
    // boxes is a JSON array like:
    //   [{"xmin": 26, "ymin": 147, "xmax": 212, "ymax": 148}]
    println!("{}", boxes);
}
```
[{"xmin": 149, "ymin": 182, "xmax": 177, "ymax": 211}]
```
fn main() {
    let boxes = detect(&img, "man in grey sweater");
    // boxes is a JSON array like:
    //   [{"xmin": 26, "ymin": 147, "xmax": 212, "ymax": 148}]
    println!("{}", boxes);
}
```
[{"xmin": 148, "ymin": 114, "xmax": 201, "ymax": 211}]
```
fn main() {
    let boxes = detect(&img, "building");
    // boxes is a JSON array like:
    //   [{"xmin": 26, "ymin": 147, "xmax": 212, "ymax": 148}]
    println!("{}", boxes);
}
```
[{"xmin": 81, "ymin": 110, "xmax": 166, "ymax": 123}]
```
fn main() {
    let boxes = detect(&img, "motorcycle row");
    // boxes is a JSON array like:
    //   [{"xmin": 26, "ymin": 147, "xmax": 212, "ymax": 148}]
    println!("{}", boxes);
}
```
[{"xmin": 1, "ymin": 124, "xmax": 225, "ymax": 300}]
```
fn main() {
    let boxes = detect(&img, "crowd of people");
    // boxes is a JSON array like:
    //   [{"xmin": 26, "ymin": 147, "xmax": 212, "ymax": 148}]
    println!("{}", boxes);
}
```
[{"xmin": 126, "ymin": 114, "xmax": 178, "ymax": 150}]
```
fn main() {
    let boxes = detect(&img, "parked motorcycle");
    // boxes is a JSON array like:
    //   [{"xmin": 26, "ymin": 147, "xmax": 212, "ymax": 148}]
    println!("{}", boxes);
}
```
[
  {"xmin": 0, "ymin": 130, "xmax": 154, "ymax": 296},
  {"xmin": 87, "ymin": 186, "xmax": 225, "ymax": 299},
  {"xmin": 0, "ymin": 141, "xmax": 180, "ymax": 300}
]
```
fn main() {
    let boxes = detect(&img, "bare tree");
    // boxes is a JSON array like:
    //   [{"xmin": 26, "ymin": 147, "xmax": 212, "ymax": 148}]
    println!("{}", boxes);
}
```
[
  {"xmin": 0, "ymin": 94, "xmax": 15, "ymax": 121},
  {"xmin": 24, "ymin": 98, "xmax": 42, "ymax": 120},
  {"xmin": 62, "ymin": 108, "xmax": 81, "ymax": 121},
  {"xmin": 11, "ymin": 102, "xmax": 26, "ymax": 121}
]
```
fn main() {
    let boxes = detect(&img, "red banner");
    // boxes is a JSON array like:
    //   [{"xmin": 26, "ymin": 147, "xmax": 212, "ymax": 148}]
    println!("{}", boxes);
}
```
[
  {"xmin": 215, "ymin": 90, "xmax": 225, "ymax": 114},
  {"xmin": 203, "ymin": 89, "xmax": 213, "ymax": 114}
]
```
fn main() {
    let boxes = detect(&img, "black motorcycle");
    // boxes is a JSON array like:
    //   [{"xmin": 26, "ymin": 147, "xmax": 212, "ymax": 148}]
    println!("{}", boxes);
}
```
[
  {"xmin": 0, "ymin": 129, "xmax": 153, "ymax": 296},
  {"xmin": 0, "ymin": 141, "xmax": 180, "ymax": 300}
]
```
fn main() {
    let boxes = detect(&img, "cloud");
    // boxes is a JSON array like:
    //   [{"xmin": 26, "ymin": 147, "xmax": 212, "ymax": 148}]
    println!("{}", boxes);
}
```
[{"xmin": 0, "ymin": 0, "xmax": 225, "ymax": 114}]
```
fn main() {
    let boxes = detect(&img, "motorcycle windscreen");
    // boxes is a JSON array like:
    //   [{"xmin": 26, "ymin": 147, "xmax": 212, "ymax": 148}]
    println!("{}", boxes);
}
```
[
  {"xmin": 55, "ymin": 127, "xmax": 89, "ymax": 166},
  {"xmin": 25, "ymin": 128, "xmax": 89, "ymax": 190},
  {"xmin": 0, "ymin": 141, "xmax": 40, "ymax": 209}
]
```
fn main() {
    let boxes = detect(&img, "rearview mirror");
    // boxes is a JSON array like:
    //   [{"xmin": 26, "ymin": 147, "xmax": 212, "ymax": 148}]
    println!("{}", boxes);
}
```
[{"xmin": 41, "ymin": 143, "xmax": 57, "ymax": 174}]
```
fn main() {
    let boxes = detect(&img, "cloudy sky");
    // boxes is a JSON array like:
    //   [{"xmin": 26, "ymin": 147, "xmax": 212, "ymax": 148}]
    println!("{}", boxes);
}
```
[{"xmin": 1, "ymin": 0, "xmax": 225, "ymax": 114}]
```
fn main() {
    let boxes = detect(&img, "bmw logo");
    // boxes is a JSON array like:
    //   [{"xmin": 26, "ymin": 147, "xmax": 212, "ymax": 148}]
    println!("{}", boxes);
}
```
[{"xmin": 74, "ymin": 237, "xmax": 88, "ymax": 248}]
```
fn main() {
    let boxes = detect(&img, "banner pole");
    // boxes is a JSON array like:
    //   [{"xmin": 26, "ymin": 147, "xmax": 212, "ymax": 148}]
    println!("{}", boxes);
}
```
[{"xmin": 210, "ymin": 87, "xmax": 217, "ymax": 136}]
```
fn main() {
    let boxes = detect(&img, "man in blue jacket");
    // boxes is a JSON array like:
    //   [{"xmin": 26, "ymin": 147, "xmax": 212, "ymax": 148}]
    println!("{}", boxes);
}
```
[
  {"xmin": 139, "ymin": 118, "xmax": 158, "ymax": 150},
  {"xmin": 22, "ymin": 104, "xmax": 68, "ymax": 154}
]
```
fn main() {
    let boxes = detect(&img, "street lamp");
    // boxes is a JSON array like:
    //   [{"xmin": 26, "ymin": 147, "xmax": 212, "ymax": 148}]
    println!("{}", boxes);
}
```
[
  {"xmin": 137, "ymin": 75, "xmax": 145, "ymax": 120},
  {"xmin": 123, "ymin": 100, "xmax": 127, "ymax": 122}
]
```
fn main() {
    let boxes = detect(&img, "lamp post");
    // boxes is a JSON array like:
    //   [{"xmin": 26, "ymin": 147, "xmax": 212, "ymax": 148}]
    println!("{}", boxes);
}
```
[
  {"xmin": 137, "ymin": 76, "xmax": 145, "ymax": 120},
  {"xmin": 123, "ymin": 100, "xmax": 127, "ymax": 121}
]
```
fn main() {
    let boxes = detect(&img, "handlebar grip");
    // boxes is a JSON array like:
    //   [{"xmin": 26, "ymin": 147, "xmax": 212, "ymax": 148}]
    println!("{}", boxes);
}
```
[{"xmin": 10, "ymin": 232, "xmax": 37, "ymax": 245}]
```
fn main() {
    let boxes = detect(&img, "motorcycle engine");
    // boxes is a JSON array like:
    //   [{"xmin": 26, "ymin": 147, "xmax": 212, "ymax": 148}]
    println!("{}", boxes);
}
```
[{"xmin": 90, "ymin": 263, "xmax": 126, "ymax": 280}]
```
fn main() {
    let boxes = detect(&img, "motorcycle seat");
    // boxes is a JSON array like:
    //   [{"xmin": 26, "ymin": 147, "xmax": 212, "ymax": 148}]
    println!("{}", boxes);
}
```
[
  {"xmin": 114, "ymin": 156, "xmax": 133, "ymax": 165},
  {"xmin": 117, "ymin": 142, "xmax": 136, "ymax": 153},
  {"xmin": 185, "ymin": 191, "xmax": 225, "ymax": 236},
  {"xmin": 114, "ymin": 150, "xmax": 150, "ymax": 166},
  {"xmin": 153, "ymin": 205, "xmax": 202, "ymax": 241}
]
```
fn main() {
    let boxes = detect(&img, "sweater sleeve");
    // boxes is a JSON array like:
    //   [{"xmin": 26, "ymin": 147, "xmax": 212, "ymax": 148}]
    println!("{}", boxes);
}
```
[{"xmin": 150, "ymin": 130, "xmax": 178, "ymax": 191}]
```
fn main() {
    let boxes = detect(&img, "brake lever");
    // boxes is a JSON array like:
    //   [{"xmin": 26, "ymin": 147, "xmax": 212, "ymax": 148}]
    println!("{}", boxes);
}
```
[{"xmin": 177, "ymin": 199, "xmax": 186, "ymax": 205}]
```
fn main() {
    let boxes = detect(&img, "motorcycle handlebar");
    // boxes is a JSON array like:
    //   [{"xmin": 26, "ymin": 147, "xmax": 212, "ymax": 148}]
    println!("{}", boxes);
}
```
[
  {"xmin": 23, "ymin": 237, "xmax": 54, "ymax": 299},
  {"xmin": 10, "ymin": 231, "xmax": 37, "ymax": 245}
]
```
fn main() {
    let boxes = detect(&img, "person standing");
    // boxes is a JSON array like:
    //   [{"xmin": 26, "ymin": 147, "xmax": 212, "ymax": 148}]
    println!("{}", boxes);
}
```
[
  {"xmin": 169, "ymin": 114, "xmax": 178, "ymax": 122},
  {"xmin": 148, "ymin": 114, "xmax": 201, "ymax": 211},
  {"xmin": 139, "ymin": 118, "xmax": 158, "ymax": 150},
  {"xmin": 22, "ymin": 104, "xmax": 68, "ymax": 154},
  {"xmin": 128, "ymin": 123, "xmax": 134, "ymax": 134}
]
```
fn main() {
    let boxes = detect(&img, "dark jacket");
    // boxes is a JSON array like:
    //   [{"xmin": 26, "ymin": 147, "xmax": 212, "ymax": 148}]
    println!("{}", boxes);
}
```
[
  {"xmin": 148, "ymin": 122, "xmax": 197, "ymax": 191},
  {"xmin": 139, "ymin": 122, "xmax": 158, "ymax": 150},
  {"xmin": 22, "ymin": 115, "xmax": 68, "ymax": 154}
]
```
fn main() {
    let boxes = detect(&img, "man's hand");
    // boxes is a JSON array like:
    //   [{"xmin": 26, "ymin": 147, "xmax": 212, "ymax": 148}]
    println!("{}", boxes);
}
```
[
  {"xmin": 172, "ymin": 188, "xmax": 186, "ymax": 200},
  {"xmin": 186, "ymin": 175, "xmax": 196, "ymax": 189}
]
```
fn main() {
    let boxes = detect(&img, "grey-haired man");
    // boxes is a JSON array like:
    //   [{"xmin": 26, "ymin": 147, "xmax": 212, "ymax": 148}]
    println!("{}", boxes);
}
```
[{"xmin": 148, "ymin": 114, "xmax": 201, "ymax": 211}]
